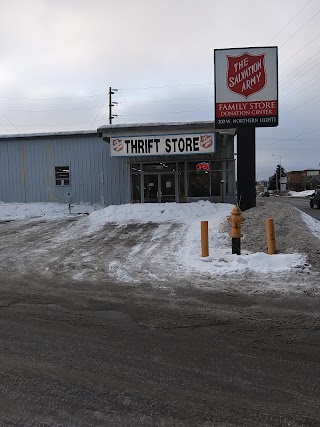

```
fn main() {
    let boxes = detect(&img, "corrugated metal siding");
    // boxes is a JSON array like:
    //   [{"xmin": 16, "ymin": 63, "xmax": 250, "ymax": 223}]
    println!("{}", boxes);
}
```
[
  {"xmin": 47, "ymin": 135, "xmax": 103, "ymax": 204},
  {"xmin": 23, "ymin": 140, "xmax": 47, "ymax": 202},
  {"xmin": 0, "ymin": 132, "xmax": 235, "ymax": 205},
  {"xmin": 0, "ymin": 140, "xmax": 26, "ymax": 202},
  {"xmin": 0, "ymin": 134, "xmax": 132, "ymax": 205},
  {"xmin": 102, "ymin": 146, "xmax": 131, "ymax": 205}
]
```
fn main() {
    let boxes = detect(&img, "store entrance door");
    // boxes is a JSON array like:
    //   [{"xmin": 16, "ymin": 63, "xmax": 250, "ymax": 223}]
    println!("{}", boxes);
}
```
[
  {"xmin": 144, "ymin": 173, "xmax": 176, "ymax": 203},
  {"xmin": 160, "ymin": 173, "xmax": 176, "ymax": 202}
]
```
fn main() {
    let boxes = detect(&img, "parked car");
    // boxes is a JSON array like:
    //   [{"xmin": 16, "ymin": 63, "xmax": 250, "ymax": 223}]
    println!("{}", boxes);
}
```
[{"xmin": 310, "ymin": 189, "xmax": 320, "ymax": 208}]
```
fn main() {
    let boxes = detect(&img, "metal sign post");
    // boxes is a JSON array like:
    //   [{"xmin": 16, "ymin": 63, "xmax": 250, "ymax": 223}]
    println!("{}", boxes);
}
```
[{"xmin": 237, "ymin": 128, "xmax": 256, "ymax": 211}]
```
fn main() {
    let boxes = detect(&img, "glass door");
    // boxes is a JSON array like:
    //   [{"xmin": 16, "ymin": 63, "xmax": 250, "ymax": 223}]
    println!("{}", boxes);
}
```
[
  {"xmin": 144, "ymin": 173, "xmax": 176, "ymax": 203},
  {"xmin": 144, "ymin": 174, "xmax": 159, "ymax": 203},
  {"xmin": 160, "ymin": 174, "xmax": 176, "ymax": 202}
]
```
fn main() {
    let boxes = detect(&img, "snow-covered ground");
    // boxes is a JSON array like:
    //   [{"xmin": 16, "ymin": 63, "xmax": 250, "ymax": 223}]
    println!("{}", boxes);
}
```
[
  {"xmin": 287, "ymin": 190, "xmax": 315, "ymax": 197},
  {"xmin": 0, "ymin": 200, "xmax": 319, "ymax": 278},
  {"xmin": 0, "ymin": 201, "xmax": 101, "ymax": 219}
]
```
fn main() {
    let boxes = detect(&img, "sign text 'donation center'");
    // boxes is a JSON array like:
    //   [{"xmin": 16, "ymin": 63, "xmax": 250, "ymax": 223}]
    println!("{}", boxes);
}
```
[{"xmin": 214, "ymin": 46, "xmax": 278, "ymax": 128}]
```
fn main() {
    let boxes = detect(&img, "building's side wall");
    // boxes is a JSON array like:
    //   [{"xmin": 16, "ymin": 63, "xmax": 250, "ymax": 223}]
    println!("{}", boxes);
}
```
[
  {"xmin": 0, "ymin": 139, "xmax": 29, "ymax": 202},
  {"xmin": 287, "ymin": 170, "xmax": 320, "ymax": 192},
  {"xmin": 0, "ymin": 130, "xmax": 235, "ymax": 205},
  {"xmin": 287, "ymin": 172, "xmax": 304, "ymax": 192},
  {"xmin": 102, "ymin": 142, "xmax": 131, "ymax": 206},
  {"xmin": 0, "ymin": 134, "xmax": 131, "ymax": 205}
]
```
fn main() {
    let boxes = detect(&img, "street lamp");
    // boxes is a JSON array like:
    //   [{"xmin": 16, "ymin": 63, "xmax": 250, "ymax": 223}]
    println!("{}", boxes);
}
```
[{"xmin": 272, "ymin": 155, "xmax": 282, "ymax": 193}]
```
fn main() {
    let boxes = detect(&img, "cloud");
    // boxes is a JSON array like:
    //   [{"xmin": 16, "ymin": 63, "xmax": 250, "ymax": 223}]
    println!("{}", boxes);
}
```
[{"xmin": 0, "ymin": 0, "xmax": 319, "ymax": 178}]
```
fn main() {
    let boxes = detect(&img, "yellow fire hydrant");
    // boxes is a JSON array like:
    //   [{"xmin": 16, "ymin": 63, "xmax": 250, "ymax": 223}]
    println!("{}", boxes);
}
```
[{"xmin": 227, "ymin": 205, "xmax": 244, "ymax": 254}]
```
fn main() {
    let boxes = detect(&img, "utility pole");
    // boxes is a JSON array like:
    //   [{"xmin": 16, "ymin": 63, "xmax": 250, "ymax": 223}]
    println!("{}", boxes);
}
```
[{"xmin": 108, "ymin": 87, "xmax": 118, "ymax": 124}]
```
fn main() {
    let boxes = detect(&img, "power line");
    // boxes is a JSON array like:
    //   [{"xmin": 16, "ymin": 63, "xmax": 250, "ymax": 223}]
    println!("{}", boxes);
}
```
[
  {"xmin": 257, "ymin": 138, "xmax": 319, "ymax": 141},
  {"xmin": 260, "ymin": 127, "xmax": 320, "ymax": 148},
  {"xmin": 280, "ymin": 61, "xmax": 320, "ymax": 94},
  {"xmin": 0, "ymin": 112, "xmax": 20, "ymax": 133},
  {"xmin": 0, "ymin": 93, "xmax": 107, "ymax": 101},
  {"xmin": 0, "ymin": 121, "xmax": 12, "ymax": 134},
  {"xmin": 13, "ymin": 120, "xmax": 93, "ymax": 127},
  {"xmin": 257, "ymin": 161, "xmax": 316, "ymax": 164},
  {"xmin": 98, "ymin": 111, "xmax": 108, "ymax": 128},
  {"xmin": 279, "ymin": 49, "xmax": 320, "ymax": 85},
  {"xmin": 281, "ymin": 72, "xmax": 320, "ymax": 98},
  {"xmin": 118, "ymin": 107, "xmax": 212, "ymax": 117},
  {"xmin": 90, "ymin": 96, "xmax": 109, "ymax": 129},
  {"xmin": 279, "ymin": 7, "xmax": 320, "ymax": 49},
  {"xmin": 118, "ymin": 82, "xmax": 213, "ymax": 91},
  {"xmin": 289, "ymin": 127, "xmax": 320, "ymax": 138},
  {"xmin": 1, "ymin": 106, "xmax": 102, "ymax": 113},
  {"xmin": 282, "ymin": 94, "xmax": 319, "ymax": 115},
  {"xmin": 279, "ymin": 31, "xmax": 320, "ymax": 68},
  {"xmin": 116, "ymin": 95, "xmax": 213, "ymax": 104},
  {"xmin": 267, "ymin": 0, "xmax": 313, "ymax": 44}
]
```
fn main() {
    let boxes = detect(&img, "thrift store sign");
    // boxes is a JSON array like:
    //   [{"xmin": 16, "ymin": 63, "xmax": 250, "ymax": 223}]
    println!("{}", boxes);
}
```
[
  {"xmin": 214, "ymin": 46, "xmax": 278, "ymax": 129},
  {"xmin": 110, "ymin": 133, "xmax": 215, "ymax": 156}
]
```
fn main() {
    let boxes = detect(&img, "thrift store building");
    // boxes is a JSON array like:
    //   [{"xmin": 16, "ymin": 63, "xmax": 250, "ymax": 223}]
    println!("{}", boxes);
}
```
[{"xmin": 0, "ymin": 121, "xmax": 236, "ymax": 205}]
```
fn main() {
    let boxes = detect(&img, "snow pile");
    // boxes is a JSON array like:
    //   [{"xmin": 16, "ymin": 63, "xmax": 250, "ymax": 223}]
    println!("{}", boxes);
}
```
[
  {"xmin": 288, "ymin": 190, "xmax": 314, "ymax": 197},
  {"xmin": 87, "ymin": 200, "xmax": 229, "ymax": 228},
  {"xmin": 84, "ymin": 201, "xmax": 313, "ymax": 275},
  {"xmin": 0, "ymin": 201, "xmax": 318, "ymax": 278},
  {"xmin": 0, "ymin": 202, "xmax": 102, "ymax": 220},
  {"xmin": 301, "ymin": 212, "xmax": 320, "ymax": 240}
]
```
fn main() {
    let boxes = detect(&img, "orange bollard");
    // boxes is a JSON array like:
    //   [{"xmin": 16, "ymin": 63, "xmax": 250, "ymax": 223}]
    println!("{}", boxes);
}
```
[
  {"xmin": 266, "ymin": 218, "xmax": 276, "ymax": 255},
  {"xmin": 201, "ymin": 221, "xmax": 209, "ymax": 257}
]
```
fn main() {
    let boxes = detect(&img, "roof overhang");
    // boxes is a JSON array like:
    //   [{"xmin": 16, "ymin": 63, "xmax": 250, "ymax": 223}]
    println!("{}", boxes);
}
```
[{"xmin": 97, "ymin": 121, "xmax": 236, "ymax": 141}]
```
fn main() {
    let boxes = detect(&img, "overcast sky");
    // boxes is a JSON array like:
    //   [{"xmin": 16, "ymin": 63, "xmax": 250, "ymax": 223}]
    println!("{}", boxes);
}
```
[{"xmin": 1, "ymin": 0, "xmax": 320, "ymax": 180}]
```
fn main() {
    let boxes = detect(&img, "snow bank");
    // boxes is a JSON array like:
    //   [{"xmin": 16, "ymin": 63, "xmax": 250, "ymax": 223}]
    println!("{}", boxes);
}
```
[
  {"xmin": 301, "ymin": 211, "xmax": 320, "ymax": 240},
  {"xmin": 0, "ymin": 202, "xmax": 101, "ymax": 220},
  {"xmin": 87, "ymin": 200, "xmax": 230, "ymax": 229},
  {"xmin": 0, "ymin": 201, "xmax": 318, "ymax": 277},
  {"xmin": 288, "ymin": 190, "xmax": 315, "ymax": 197}
]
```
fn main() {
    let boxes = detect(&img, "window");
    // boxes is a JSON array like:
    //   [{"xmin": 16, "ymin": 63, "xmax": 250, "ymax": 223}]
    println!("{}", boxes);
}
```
[
  {"xmin": 131, "ymin": 171, "xmax": 141, "ymax": 203},
  {"xmin": 55, "ymin": 166, "xmax": 70, "ymax": 186},
  {"xmin": 210, "ymin": 170, "xmax": 222, "ymax": 196},
  {"xmin": 178, "ymin": 162, "xmax": 186, "ymax": 199},
  {"xmin": 188, "ymin": 171, "xmax": 210, "ymax": 197}
]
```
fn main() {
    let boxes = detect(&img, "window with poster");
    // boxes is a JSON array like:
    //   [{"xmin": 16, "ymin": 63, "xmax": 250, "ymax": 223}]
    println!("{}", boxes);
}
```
[{"xmin": 55, "ymin": 166, "xmax": 70, "ymax": 186}]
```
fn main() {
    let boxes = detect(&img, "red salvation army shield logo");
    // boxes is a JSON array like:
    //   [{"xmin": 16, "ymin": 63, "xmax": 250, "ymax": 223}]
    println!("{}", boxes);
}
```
[
  {"xmin": 200, "ymin": 134, "xmax": 213, "ymax": 149},
  {"xmin": 112, "ymin": 138, "xmax": 123, "ymax": 152},
  {"xmin": 226, "ymin": 52, "xmax": 266, "ymax": 98}
]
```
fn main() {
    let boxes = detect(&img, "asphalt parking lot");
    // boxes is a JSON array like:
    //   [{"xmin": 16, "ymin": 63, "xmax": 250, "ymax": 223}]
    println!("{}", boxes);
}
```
[{"xmin": 0, "ymin": 217, "xmax": 320, "ymax": 426}]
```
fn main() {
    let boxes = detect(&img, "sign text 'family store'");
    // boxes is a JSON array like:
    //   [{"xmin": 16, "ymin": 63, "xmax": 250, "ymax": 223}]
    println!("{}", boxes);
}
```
[
  {"xmin": 110, "ymin": 133, "xmax": 215, "ymax": 157},
  {"xmin": 214, "ymin": 47, "xmax": 278, "ymax": 129}
]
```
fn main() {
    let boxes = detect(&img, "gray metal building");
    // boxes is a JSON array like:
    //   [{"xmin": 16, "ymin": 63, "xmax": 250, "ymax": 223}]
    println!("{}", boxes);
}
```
[
  {"xmin": 0, "ymin": 131, "xmax": 130, "ymax": 205},
  {"xmin": 0, "ymin": 121, "xmax": 236, "ymax": 205}
]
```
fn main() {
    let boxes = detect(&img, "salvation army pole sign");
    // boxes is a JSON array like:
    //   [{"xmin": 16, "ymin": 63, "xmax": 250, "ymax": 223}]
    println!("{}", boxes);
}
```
[{"xmin": 214, "ymin": 47, "xmax": 278, "ymax": 129}]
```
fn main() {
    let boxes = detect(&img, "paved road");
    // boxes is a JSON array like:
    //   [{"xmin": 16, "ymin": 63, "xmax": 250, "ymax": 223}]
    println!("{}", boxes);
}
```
[
  {"xmin": 0, "ymin": 214, "xmax": 319, "ymax": 426},
  {"xmin": 259, "ymin": 195, "xmax": 320, "ymax": 221},
  {"xmin": 1, "ymin": 280, "xmax": 320, "ymax": 426}
]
